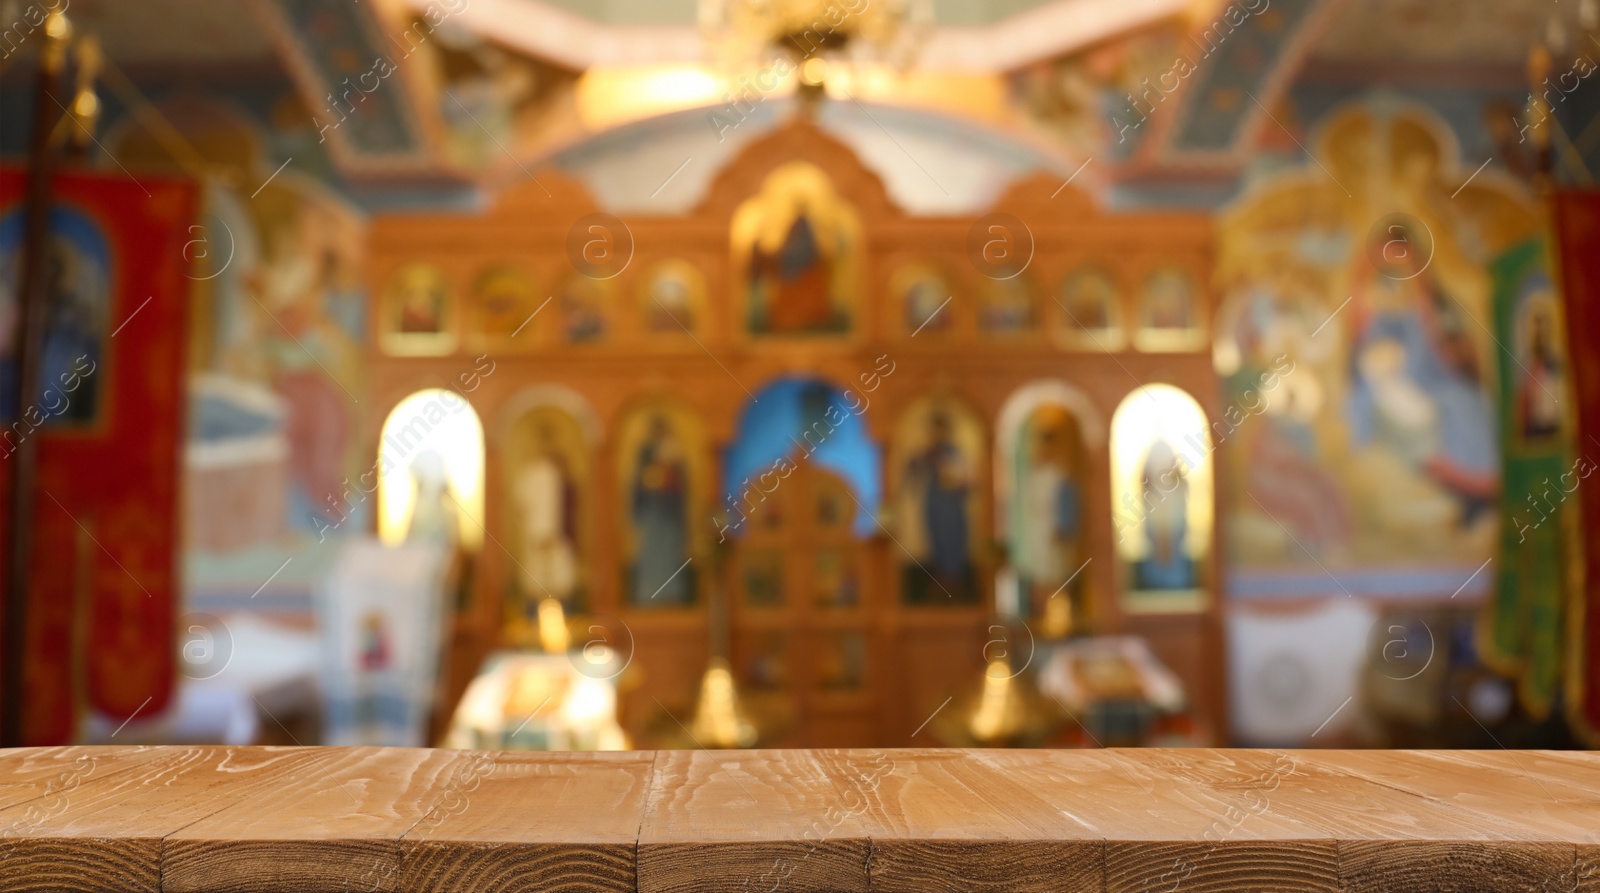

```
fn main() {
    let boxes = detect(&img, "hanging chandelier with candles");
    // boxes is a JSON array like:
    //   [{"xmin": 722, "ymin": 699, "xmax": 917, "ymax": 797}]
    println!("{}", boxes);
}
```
[{"xmin": 699, "ymin": 0, "xmax": 932, "ymax": 80}]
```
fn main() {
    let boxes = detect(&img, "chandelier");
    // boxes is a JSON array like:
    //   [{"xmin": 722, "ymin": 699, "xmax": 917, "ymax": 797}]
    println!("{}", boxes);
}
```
[{"xmin": 699, "ymin": 0, "xmax": 932, "ymax": 80}]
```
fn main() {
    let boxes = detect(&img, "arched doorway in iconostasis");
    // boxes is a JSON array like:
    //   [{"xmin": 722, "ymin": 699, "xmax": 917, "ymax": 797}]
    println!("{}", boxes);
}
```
[
  {"xmin": 1107, "ymin": 382, "xmax": 1226, "ymax": 737},
  {"xmin": 719, "ymin": 376, "xmax": 884, "ymax": 746},
  {"xmin": 994, "ymin": 380, "xmax": 1105, "ymax": 638}
]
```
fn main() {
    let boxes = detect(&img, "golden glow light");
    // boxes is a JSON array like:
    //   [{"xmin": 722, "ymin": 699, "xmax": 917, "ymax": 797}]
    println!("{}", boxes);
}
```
[
  {"xmin": 969, "ymin": 658, "xmax": 1015, "ymax": 742},
  {"xmin": 377, "ymin": 389, "xmax": 485, "ymax": 550},
  {"xmin": 573, "ymin": 60, "xmax": 1008, "ymax": 134},
  {"xmin": 690, "ymin": 657, "xmax": 757, "ymax": 748},
  {"xmin": 1108, "ymin": 384, "xmax": 1214, "ymax": 564},
  {"xmin": 537, "ymin": 598, "xmax": 570, "ymax": 654},
  {"xmin": 576, "ymin": 65, "xmax": 730, "ymax": 132},
  {"xmin": 799, "ymin": 56, "xmax": 828, "ymax": 86}
]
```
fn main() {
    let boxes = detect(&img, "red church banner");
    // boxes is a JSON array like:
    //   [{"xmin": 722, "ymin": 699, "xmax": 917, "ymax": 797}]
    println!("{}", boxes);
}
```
[
  {"xmin": 1552, "ymin": 191, "xmax": 1600, "ymax": 745},
  {"xmin": 0, "ymin": 169, "xmax": 195, "ymax": 744}
]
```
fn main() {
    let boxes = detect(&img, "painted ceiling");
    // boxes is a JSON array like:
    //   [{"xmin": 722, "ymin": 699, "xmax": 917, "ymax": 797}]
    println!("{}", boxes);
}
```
[{"xmin": 47, "ymin": 0, "xmax": 1566, "ymax": 68}]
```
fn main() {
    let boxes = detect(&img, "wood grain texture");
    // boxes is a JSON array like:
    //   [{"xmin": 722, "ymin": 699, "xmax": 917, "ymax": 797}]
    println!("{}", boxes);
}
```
[
  {"xmin": 0, "ymin": 746, "xmax": 299, "ymax": 892},
  {"xmin": 842, "ymin": 748, "xmax": 1099, "ymax": 893},
  {"xmin": 0, "ymin": 746, "xmax": 168, "ymax": 811},
  {"xmin": 1302, "ymin": 750, "xmax": 1600, "ymax": 840},
  {"xmin": 0, "ymin": 746, "xmax": 1597, "ymax": 893},
  {"xmin": 1104, "ymin": 749, "xmax": 1572, "ymax": 893},
  {"xmin": 401, "ymin": 750, "xmax": 653, "ymax": 893},
  {"xmin": 161, "ymin": 747, "xmax": 466, "ymax": 893},
  {"xmin": 1339, "ymin": 840, "xmax": 1573, "ymax": 893},
  {"xmin": 1301, "ymin": 750, "xmax": 1588, "ymax": 893},
  {"xmin": 1428, "ymin": 749, "xmax": 1600, "ymax": 797},
  {"xmin": 637, "ymin": 749, "xmax": 875, "ymax": 893},
  {"xmin": 1579, "ymin": 842, "xmax": 1600, "ymax": 893},
  {"xmin": 976, "ymin": 749, "xmax": 1335, "ymax": 893}
]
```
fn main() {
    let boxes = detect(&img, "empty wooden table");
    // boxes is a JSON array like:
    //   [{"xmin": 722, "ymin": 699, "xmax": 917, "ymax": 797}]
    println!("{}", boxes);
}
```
[{"xmin": 0, "ymin": 746, "xmax": 1595, "ymax": 892}]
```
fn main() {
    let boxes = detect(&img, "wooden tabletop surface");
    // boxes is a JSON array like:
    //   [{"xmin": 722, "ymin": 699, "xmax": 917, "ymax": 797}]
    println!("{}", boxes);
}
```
[{"xmin": 0, "ymin": 746, "xmax": 1596, "ymax": 892}]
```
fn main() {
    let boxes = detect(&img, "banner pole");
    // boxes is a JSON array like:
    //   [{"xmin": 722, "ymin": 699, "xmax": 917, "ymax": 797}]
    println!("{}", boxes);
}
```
[{"xmin": 2, "ymin": 9, "xmax": 72, "ymax": 747}]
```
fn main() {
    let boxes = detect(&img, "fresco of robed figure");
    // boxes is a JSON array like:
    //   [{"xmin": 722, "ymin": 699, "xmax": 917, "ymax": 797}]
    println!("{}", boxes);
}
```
[
  {"xmin": 894, "ymin": 400, "xmax": 985, "ymax": 604},
  {"xmin": 733, "ymin": 161, "xmax": 860, "ymax": 336},
  {"xmin": 1347, "ymin": 223, "xmax": 1498, "ymax": 530},
  {"xmin": 1010, "ymin": 405, "xmax": 1084, "ymax": 616},
  {"xmin": 1134, "ymin": 439, "xmax": 1196, "ymax": 591},
  {"xmin": 621, "ymin": 409, "xmax": 703, "ymax": 606},
  {"xmin": 503, "ymin": 407, "xmax": 589, "ymax": 634},
  {"xmin": 1109, "ymin": 384, "xmax": 1213, "ymax": 610},
  {"xmin": 1215, "ymin": 105, "xmax": 1521, "ymax": 569}
]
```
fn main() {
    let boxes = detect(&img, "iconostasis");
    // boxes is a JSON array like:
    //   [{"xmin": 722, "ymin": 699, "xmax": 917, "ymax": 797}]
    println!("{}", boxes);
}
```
[{"xmin": 365, "ymin": 121, "xmax": 1223, "ymax": 747}]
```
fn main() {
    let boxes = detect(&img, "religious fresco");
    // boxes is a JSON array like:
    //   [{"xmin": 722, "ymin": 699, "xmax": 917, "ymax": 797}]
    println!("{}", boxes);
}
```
[
  {"xmin": 1134, "ymin": 267, "xmax": 1203, "ymax": 351},
  {"xmin": 732, "ymin": 161, "xmax": 861, "ymax": 336},
  {"xmin": 890, "ymin": 395, "xmax": 987, "ymax": 605},
  {"xmin": 1001, "ymin": 399, "xmax": 1088, "ymax": 624},
  {"xmin": 1012, "ymin": 23, "xmax": 1187, "ymax": 160},
  {"xmin": 502, "ymin": 402, "xmax": 592, "ymax": 637},
  {"xmin": 1109, "ymin": 384, "xmax": 1214, "ymax": 612},
  {"xmin": 98, "ymin": 98, "xmax": 373, "ymax": 640},
  {"xmin": 1011, "ymin": 0, "xmax": 1322, "ymax": 165},
  {"xmin": 469, "ymin": 264, "xmax": 540, "ymax": 351},
  {"xmin": 0, "ymin": 205, "xmax": 110, "ymax": 426},
  {"xmin": 891, "ymin": 263, "xmax": 953, "ymax": 337},
  {"xmin": 206, "ymin": 170, "xmax": 368, "ymax": 543},
  {"xmin": 978, "ymin": 276, "xmax": 1036, "ymax": 335},
  {"xmin": 1161, "ymin": 0, "xmax": 1321, "ymax": 155},
  {"xmin": 1056, "ymin": 265, "xmax": 1124, "ymax": 350},
  {"xmin": 381, "ymin": 263, "xmax": 455, "ymax": 355},
  {"xmin": 557, "ymin": 273, "xmax": 612, "ymax": 344},
  {"xmin": 1216, "ymin": 103, "xmax": 1541, "ymax": 574},
  {"xmin": 639, "ymin": 259, "xmax": 705, "ymax": 334},
  {"xmin": 616, "ymin": 401, "xmax": 707, "ymax": 608},
  {"xmin": 432, "ymin": 45, "xmax": 576, "ymax": 172},
  {"xmin": 256, "ymin": 0, "xmax": 437, "ymax": 169}
]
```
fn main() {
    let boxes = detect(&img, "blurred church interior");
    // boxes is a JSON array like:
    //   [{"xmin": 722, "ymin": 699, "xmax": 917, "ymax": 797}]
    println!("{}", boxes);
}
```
[{"xmin": 2, "ymin": 0, "xmax": 1599, "ymax": 752}]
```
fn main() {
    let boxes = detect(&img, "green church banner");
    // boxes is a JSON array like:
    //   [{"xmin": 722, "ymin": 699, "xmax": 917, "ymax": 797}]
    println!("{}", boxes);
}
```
[{"xmin": 1481, "ymin": 237, "xmax": 1575, "ymax": 717}]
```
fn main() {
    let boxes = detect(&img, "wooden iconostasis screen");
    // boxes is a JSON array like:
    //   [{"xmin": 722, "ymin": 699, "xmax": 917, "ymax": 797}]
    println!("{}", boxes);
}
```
[{"xmin": 364, "ymin": 122, "xmax": 1225, "ymax": 747}]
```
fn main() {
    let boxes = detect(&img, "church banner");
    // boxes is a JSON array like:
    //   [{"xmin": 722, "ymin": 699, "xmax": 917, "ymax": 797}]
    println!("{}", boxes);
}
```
[
  {"xmin": 0, "ymin": 169, "xmax": 195, "ymax": 744},
  {"xmin": 1551, "ymin": 193, "xmax": 1600, "ymax": 744},
  {"xmin": 1480, "ymin": 236, "xmax": 1571, "ymax": 718}
]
